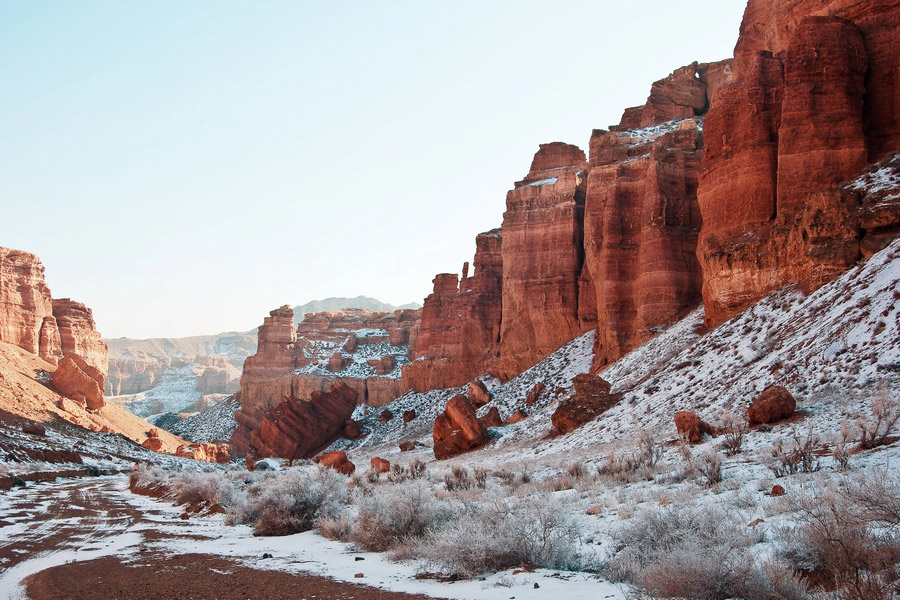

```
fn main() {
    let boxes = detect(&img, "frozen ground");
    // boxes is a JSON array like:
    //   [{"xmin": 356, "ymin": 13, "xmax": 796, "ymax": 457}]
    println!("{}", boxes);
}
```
[{"xmin": 106, "ymin": 365, "xmax": 203, "ymax": 418}]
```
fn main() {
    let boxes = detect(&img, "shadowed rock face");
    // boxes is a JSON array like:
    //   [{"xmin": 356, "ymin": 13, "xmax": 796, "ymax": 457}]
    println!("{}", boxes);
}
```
[
  {"xmin": 698, "ymin": 0, "xmax": 900, "ymax": 326},
  {"xmin": 433, "ymin": 395, "xmax": 488, "ymax": 460},
  {"xmin": 231, "ymin": 381, "xmax": 359, "ymax": 460}
]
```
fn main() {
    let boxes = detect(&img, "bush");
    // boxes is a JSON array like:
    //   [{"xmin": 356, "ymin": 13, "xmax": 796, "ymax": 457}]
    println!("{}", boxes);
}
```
[
  {"xmin": 768, "ymin": 426, "xmax": 820, "ymax": 477},
  {"xmin": 227, "ymin": 466, "xmax": 348, "ymax": 536},
  {"xmin": 417, "ymin": 495, "xmax": 585, "ymax": 577},
  {"xmin": 608, "ymin": 505, "xmax": 762, "ymax": 593},
  {"xmin": 780, "ymin": 477, "xmax": 900, "ymax": 600},
  {"xmin": 349, "ymin": 482, "xmax": 454, "ymax": 552},
  {"xmin": 857, "ymin": 389, "xmax": 900, "ymax": 450}
]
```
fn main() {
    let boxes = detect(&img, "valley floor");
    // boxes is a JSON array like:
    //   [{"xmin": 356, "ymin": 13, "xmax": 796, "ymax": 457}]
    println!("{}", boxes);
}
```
[{"xmin": 0, "ymin": 476, "xmax": 622, "ymax": 600}]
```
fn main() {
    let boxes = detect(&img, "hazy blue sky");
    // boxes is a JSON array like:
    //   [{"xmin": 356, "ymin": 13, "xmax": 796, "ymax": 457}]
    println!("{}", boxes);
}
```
[{"xmin": 1, "ymin": 1, "xmax": 746, "ymax": 338}]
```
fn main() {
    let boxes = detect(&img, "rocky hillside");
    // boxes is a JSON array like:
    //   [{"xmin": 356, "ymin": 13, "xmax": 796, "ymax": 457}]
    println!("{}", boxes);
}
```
[{"xmin": 0, "ymin": 246, "xmax": 188, "ymax": 457}]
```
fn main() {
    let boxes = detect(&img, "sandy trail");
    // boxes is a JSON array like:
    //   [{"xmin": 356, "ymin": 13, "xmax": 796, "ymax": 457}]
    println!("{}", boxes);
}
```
[{"xmin": 0, "ymin": 476, "xmax": 444, "ymax": 600}]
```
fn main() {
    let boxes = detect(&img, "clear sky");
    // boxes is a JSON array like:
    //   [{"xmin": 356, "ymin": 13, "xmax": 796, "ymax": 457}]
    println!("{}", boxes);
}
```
[{"xmin": 0, "ymin": 1, "xmax": 746, "ymax": 339}]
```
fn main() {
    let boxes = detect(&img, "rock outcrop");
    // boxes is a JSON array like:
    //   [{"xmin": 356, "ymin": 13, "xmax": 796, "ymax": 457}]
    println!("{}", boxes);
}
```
[
  {"xmin": 402, "ymin": 230, "xmax": 503, "ymax": 391},
  {"xmin": 51, "ymin": 354, "xmax": 105, "ymax": 410},
  {"xmin": 0, "ymin": 247, "xmax": 61, "ymax": 364},
  {"xmin": 175, "ymin": 443, "xmax": 232, "ymax": 464},
  {"xmin": 697, "ymin": 0, "xmax": 900, "ymax": 325},
  {"xmin": 433, "ymin": 395, "xmax": 488, "ymax": 459},
  {"xmin": 52, "ymin": 299, "xmax": 107, "ymax": 377},
  {"xmin": 316, "ymin": 450, "xmax": 356, "ymax": 475}
]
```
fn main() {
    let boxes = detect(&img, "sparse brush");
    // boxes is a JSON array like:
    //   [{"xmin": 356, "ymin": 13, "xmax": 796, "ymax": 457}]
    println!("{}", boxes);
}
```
[
  {"xmin": 567, "ymin": 462, "xmax": 588, "ymax": 479},
  {"xmin": 719, "ymin": 411, "xmax": 747, "ymax": 457},
  {"xmin": 444, "ymin": 465, "xmax": 473, "ymax": 491},
  {"xmin": 349, "ymin": 483, "xmax": 454, "ymax": 552},
  {"xmin": 696, "ymin": 449, "xmax": 723, "ymax": 487},
  {"xmin": 409, "ymin": 458, "xmax": 427, "ymax": 480},
  {"xmin": 768, "ymin": 425, "xmax": 820, "ymax": 477},
  {"xmin": 857, "ymin": 387, "xmax": 900, "ymax": 450},
  {"xmin": 832, "ymin": 419, "xmax": 853, "ymax": 471}
]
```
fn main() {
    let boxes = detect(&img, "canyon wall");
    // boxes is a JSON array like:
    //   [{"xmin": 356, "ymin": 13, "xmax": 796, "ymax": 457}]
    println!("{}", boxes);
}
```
[{"xmin": 697, "ymin": 0, "xmax": 900, "ymax": 325}]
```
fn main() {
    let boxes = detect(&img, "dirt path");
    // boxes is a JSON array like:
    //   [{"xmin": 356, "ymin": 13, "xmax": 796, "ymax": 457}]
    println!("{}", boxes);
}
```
[{"xmin": 0, "ymin": 476, "xmax": 445, "ymax": 600}]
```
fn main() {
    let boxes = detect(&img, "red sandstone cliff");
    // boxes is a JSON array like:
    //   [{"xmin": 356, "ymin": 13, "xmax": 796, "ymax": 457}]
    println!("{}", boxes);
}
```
[
  {"xmin": 402, "ymin": 230, "xmax": 503, "ymax": 392},
  {"xmin": 698, "ymin": 0, "xmax": 900, "ymax": 325}
]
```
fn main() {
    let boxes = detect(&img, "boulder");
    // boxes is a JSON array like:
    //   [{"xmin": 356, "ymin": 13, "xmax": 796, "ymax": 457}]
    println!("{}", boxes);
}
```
[
  {"xmin": 175, "ymin": 443, "xmax": 231, "ymax": 464},
  {"xmin": 402, "ymin": 409, "xmax": 417, "ymax": 423},
  {"xmin": 771, "ymin": 484, "xmax": 786, "ymax": 497},
  {"xmin": 747, "ymin": 386, "xmax": 796, "ymax": 425},
  {"xmin": 467, "ymin": 380, "xmax": 492, "ymax": 407},
  {"xmin": 379, "ymin": 409, "xmax": 394, "ymax": 424},
  {"xmin": 478, "ymin": 406, "xmax": 503, "ymax": 428},
  {"xmin": 370, "ymin": 457, "xmax": 391, "ymax": 473},
  {"xmin": 22, "ymin": 422, "xmax": 46, "ymax": 436},
  {"xmin": 525, "ymin": 382, "xmax": 546, "ymax": 406},
  {"xmin": 507, "ymin": 410, "xmax": 527, "ymax": 424},
  {"xmin": 142, "ymin": 437, "xmax": 164, "ymax": 452},
  {"xmin": 674, "ymin": 411, "xmax": 717, "ymax": 444},
  {"xmin": 316, "ymin": 450, "xmax": 356, "ymax": 475},
  {"xmin": 344, "ymin": 419, "xmax": 362, "ymax": 440},
  {"xmin": 551, "ymin": 374, "xmax": 619, "ymax": 434},
  {"xmin": 433, "ymin": 395, "xmax": 488, "ymax": 459}
]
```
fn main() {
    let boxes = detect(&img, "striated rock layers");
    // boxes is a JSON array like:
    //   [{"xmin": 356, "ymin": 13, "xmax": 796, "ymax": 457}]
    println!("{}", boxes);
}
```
[
  {"xmin": 0, "ymin": 247, "xmax": 108, "ymax": 405},
  {"xmin": 698, "ymin": 0, "xmax": 900, "ymax": 325},
  {"xmin": 231, "ymin": 305, "xmax": 418, "ymax": 458},
  {"xmin": 231, "ymin": 381, "xmax": 359, "ymax": 459},
  {"xmin": 407, "ymin": 61, "xmax": 727, "ymax": 383}
]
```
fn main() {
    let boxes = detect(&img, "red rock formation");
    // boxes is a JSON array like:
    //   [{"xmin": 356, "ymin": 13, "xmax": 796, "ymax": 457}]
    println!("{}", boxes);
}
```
[
  {"xmin": 506, "ymin": 410, "xmax": 527, "ymax": 424},
  {"xmin": 674, "ymin": 411, "xmax": 717, "ymax": 444},
  {"xmin": 402, "ymin": 230, "xmax": 503, "ymax": 391},
  {"xmin": 551, "ymin": 374, "xmax": 619, "ymax": 434},
  {"xmin": 478, "ymin": 406, "xmax": 503, "ymax": 429},
  {"xmin": 344, "ymin": 419, "xmax": 362, "ymax": 440},
  {"xmin": 698, "ymin": 1, "xmax": 900, "ymax": 325},
  {"xmin": 51, "ymin": 354, "xmax": 105, "ymax": 410},
  {"xmin": 433, "ymin": 395, "xmax": 488, "ymax": 459},
  {"xmin": 231, "ymin": 381, "xmax": 359, "ymax": 459},
  {"xmin": 747, "ymin": 385, "xmax": 796, "ymax": 425},
  {"xmin": 0, "ymin": 247, "xmax": 62, "ymax": 364},
  {"xmin": 52, "ymin": 299, "xmax": 107, "ymax": 377},
  {"xmin": 402, "ymin": 409, "xmax": 417, "ymax": 423},
  {"xmin": 497, "ymin": 143, "xmax": 590, "ymax": 379},
  {"xmin": 239, "ymin": 306, "xmax": 297, "ymax": 412},
  {"xmin": 467, "ymin": 380, "xmax": 491, "ymax": 407},
  {"xmin": 586, "ymin": 116, "xmax": 706, "ymax": 368},
  {"xmin": 525, "ymin": 382, "xmax": 546, "ymax": 406},
  {"xmin": 316, "ymin": 450, "xmax": 356, "ymax": 475}
]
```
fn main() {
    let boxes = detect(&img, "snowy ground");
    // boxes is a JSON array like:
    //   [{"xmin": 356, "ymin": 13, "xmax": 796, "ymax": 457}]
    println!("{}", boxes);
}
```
[
  {"xmin": 168, "ymin": 394, "xmax": 240, "ymax": 443},
  {"xmin": 106, "ymin": 365, "xmax": 203, "ymax": 418},
  {"xmin": 0, "ymin": 476, "xmax": 625, "ymax": 600}
]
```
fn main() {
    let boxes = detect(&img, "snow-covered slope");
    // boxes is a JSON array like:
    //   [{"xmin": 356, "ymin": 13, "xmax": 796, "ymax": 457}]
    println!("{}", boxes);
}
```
[
  {"xmin": 168, "ymin": 395, "xmax": 240, "ymax": 444},
  {"xmin": 335, "ymin": 239, "xmax": 899, "ymax": 465}
]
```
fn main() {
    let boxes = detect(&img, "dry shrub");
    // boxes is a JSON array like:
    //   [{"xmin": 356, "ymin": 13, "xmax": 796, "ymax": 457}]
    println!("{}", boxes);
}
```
[
  {"xmin": 719, "ymin": 411, "xmax": 747, "ymax": 457},
  {"xmin": 598, "ymin": 434, "xmax": 661, "ymax": 484},
  {"xmin": 172, "ymin": 471, "xmax": 239, "ymax": 508},
  {"xmin": 608, "ymin": 506, "xmax": 790, "ymax": 600},
  {"xmin": 226, "ymin": 466, "xmax": 348, "ymax": 536},
  {"xmin": 416, "ymin": 495, "xmax": 585, "ymax": 577},
  {"xmin": 316, "ymin": 512, "xmax": 353, "ymax": 541},
  {"xmin": 768, "ymin": 425, "xmax": 820, "ymax": 477},
  {"xmin": 696, "ymin": 449, "xmax": 723, "ymax": 487},
  {"xmin": 349, "ymin": 482, "xmax": 454, "ymax": 552},
  {"xmin": 780, "ymin": 473, "xmax": 900, "ymax": 600},
  {"xmin": 857, "ymin": 388, "xmax": 900, "ymax": 450}
]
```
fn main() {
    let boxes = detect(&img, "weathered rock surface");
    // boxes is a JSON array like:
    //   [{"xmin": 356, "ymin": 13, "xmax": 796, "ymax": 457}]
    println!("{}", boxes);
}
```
[
  {"xmin": 52, "ymin": 299, "xmax": 107, "ymax": 377},
  {"xmin": 674, "ymin": 410, "xmax": 717, "ymax": 444},
  {"xmin": 747, "ymin": 385, "xmax": 796, "ymax": 425},
  {"xmin": 698, "ymin": 1, "xmax": 900, "ymax": 325},
  {"xmin": 467, "ymin": 380, "xmax": 491, "ymax": 407},
  {"xmin": 433, "ymin": 395, "xmax": 488, "ymax": 459},
  {"xmin": 402, "ymin": 230, "xmax": 503, "ymax": 392},
  {"xmin": 551, "ymin": 374, "xmax": 620, "ymax": 434},
  {"xmin": 0, "ymin": 247, "xmax": 61, "ymax": 364}
]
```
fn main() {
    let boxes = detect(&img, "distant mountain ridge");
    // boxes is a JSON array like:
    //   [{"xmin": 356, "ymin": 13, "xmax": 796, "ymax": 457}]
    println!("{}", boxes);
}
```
[{"xmin": 291, "ymin": 296, "xmax": 421, "ymax": 326}]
